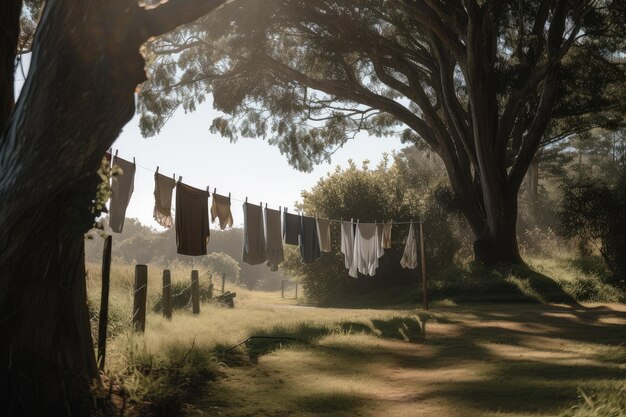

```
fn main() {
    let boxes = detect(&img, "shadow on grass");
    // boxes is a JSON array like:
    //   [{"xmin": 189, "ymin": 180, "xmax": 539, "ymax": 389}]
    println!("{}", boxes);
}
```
[
  {"xmin": 220, "ymin": 316, "xmax": 426, "ymax": 364},
  {"xmin": 295, "ymin": 392, "xmax": 370, "ymax": 413}
]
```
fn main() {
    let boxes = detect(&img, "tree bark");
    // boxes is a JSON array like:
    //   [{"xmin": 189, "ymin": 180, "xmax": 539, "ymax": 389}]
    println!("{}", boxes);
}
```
[
  {"xmin": 0, "ymin": 0, "xmax": 22, "ymax": 132},
  {"xmin": 0, "ymin": 0, "xmax": 227, "ymax": 413}
]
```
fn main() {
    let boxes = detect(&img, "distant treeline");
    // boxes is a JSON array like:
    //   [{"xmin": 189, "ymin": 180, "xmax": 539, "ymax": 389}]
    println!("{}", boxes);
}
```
[{"xmin": 85, "ymin": 219, "xmax": 288, "ymax": 290}]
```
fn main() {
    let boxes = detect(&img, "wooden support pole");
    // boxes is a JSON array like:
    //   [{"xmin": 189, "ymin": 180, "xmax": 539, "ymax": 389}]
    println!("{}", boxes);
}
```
[
  {"xmin": 295, "ymin": 283, "xmax": 298, "ymax": 300},
  {"xmin": 281, "ymin": 280, "xmax": 285, "ymax": 298},
  {"xmin": 97, "ymin": 235, "xmax": 112, "ymax": 371},
  {"xmin": 162, "ymin": 270, "xmax": 172, "ymax": 320},
  {"xmin": 133, "ymin": 265, "xmax": 148, "ymax": 332},
  {"xmin": 191, "ymin": 270, "xmax": 200, "ymax": 315},
  {"xmin": 221, "ymin": 272, "xmax": 226, "ymax": 294},
  {"xmin": 419, "ymin": 221, "xmax": 428, "ymax": 310}
]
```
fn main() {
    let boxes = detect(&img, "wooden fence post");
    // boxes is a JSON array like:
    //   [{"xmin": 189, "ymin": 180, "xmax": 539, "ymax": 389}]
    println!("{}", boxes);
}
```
[
  {"xmin": 221, "ymin": 272, "xmax": 226, "ymax": 294},
  {"xmin": 419, "ymin": 221, "xmax": 428, "ymax": 310},
  {"xmin": 191, "ymin": 270, "xmax": 200, "ymax": 315},
  {"xmin": 133, "ymin": 265, "xmax": 148, "ymax": 332},
  {"xmin": 281, "ymin": 280, "xmax": 285, "ymax": 298},
  {"xmin": 295, "ymin": 283, "xmax": 298, "ymax": 300},
  {"xmin": 97, "ymin": 235, "xmax": 112, "ymax": 371},
  {"xmin": 163, "ymin": 270, "xmax": 172, "ymax": 320}
]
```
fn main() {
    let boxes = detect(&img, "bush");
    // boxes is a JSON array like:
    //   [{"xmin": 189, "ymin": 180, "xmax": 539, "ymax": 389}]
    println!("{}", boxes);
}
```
[
  {"xmin": 282, "ymin": 149, "xmax": 466, "ymax": 305},
  {"xmin": 560, "ymin": 170, "xmax": 626, "ymax": 287}
]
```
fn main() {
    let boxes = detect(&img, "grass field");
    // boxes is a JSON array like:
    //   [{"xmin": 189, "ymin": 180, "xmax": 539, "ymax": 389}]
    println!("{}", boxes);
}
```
[{"xmin": 85, "ymin": 263, "xmax": 626, "ymax": 417}]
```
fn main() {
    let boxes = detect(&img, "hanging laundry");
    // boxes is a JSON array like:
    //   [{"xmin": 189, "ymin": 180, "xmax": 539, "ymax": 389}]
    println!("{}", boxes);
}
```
[
  {"xmin": 264, "ymin": 207, "xmax": 284, "ymax": 271},
  {"xmin": 400, "ymin": 223, "xmax": 419, "ymax": 269},
  {"xmin": 351, "ymin": 223, "xmax": 384, "ymax": 277},
  {"xmin": 175, "ymin": 183, "xmax": 210, "ymax": 256},
  {"xmin": 153, "ymin": 173, "xmax": 176, "ymax": 228},
  {"xmin": 100, "ymin": 151, "xmax": 112, "ymax": 214},
  {"xmin": 210, "ymin": 193, "xmax": 234, "ymax": 230},
  {"xmin": 340, "ymin": 220, "xmax": 355, "ymax": 271},
  {"xmin": 283, "ymin": 211, "xmax": 301, "ymax": 246},
  {"xmin": 379, "ymin": 222, "xmax": 393, "ymax": 249},
  {"xmin": 243, "ymin": 202, "xmax": 267, "ymax": 265},
  {"xmin": 300, "ymin": 215, "xmax": 321, "ymax": 264},
  {"xmin": 316, "ymin": 218, "xmax": 332, "ymax": 252},
  {"xmin": 109, "ymin": 156, "xmax": 136, "ymax": 233}
]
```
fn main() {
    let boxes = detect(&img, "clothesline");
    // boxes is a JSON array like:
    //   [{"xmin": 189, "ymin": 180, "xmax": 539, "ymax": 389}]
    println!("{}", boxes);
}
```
[{"xmin": 115, "ymin": 150, "xmax": 423, "ymax": 225}]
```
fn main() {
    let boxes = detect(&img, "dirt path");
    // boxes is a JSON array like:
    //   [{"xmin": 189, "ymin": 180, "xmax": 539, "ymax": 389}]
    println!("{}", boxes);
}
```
[{"xmin": 193, "ymin": 303, "xmax": 626, "ymax": 417}]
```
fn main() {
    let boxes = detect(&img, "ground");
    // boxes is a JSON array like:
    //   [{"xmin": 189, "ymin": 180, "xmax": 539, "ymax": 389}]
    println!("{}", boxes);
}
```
[
  {"xmin": 91, "ymin": 272, "xmax": 626, "ymax": 417},
  {"xmin": 191, "ymin": 302, "xmax": 626, "ymax": 417}
]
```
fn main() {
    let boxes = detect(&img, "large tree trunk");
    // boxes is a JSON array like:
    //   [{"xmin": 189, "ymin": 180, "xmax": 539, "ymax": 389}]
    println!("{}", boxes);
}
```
[{"xmin": 0, "ymin": 0, "xmax": 226, "ymax": 413}]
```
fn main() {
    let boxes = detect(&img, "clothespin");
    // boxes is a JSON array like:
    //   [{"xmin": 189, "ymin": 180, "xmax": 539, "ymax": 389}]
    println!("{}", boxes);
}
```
[
  {"xmin": 279, "ymin": 206, "xmax": 282, "ymax": 212},
  {"xmin": 172, "ymin": 173, "xmax": 176, "ymax": 181},
  {"xmin": 245, "ymin": 197, "xmax": 248, "ymax": 203},
  {"xmin": 213, "ymin": 188, "xmax": 217, "ymax": 195},
  {"xmin": 115, "ymin": 149, "xmax": 119, "ymax": 157},
  {"xmin": 265, "ymin": 203, "xmax": 268, "ymax": 209},
  {"xmin": 178, "ymin": 175, "xmax": 183, "ymax": 183},
  {"xmin": 206, "ymin": 186, "xmax": 210, "ymax": 194},
  {"xmin": 156, "ymin": 166, "xmax": 159, "ymax": 174},
  {"xmin": 228, "ymin": 192, "xmax": 231, "ymax": 200},
  {"xmin": 133, "ymin": 157, "xmax": 136, "ymax": 164}
]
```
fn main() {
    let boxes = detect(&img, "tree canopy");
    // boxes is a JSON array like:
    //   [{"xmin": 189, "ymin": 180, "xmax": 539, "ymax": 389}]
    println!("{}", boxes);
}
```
[{"xmin": 138, "ymin": 0, "xmax": 626, "ymax": 263}]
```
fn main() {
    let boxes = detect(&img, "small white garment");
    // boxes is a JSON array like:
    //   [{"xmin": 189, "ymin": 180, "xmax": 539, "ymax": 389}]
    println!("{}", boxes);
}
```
[
  {"xmin": 350, "ymin": 222, "xmax": 384, "ymax": 277},
  {"xmin": 340, "ymin": 220, "xmax": 355, "ymax": 270},
  {"xmin": 401, "ymin": 223, "xmax": 419, "ymax": 269}
]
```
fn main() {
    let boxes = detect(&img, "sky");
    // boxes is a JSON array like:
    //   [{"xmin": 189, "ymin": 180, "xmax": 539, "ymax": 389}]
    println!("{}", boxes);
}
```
[{"xmin": 15, "ymin": 53, "xmax": 407, "ymax": 230}]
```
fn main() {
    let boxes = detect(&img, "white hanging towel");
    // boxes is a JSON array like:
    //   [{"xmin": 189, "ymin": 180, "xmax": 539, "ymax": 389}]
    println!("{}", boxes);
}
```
[
  {"xmin": 401, "ymin": 222, "xmax": 419, "ymax": 269},
  {"xmin": 340, "ymin": 220, "xmax": 355, "ymax": 271},
  {"xmin": 351, "ymin": 222, "xmax": 384, "ymax": 277}
]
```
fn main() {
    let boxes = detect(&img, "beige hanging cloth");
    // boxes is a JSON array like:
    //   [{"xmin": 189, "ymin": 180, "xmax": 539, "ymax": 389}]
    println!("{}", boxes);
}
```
[
  {"xmin": 379, "ymin": 222, "xmax": 393, "ymax": 249},
  {"xmin": 153, "ymin": 172, "xmax": 176, "ymax": 228},
  {"xmin": 210, "ymin": 193, "xmax": 234, "ymax": 230}
]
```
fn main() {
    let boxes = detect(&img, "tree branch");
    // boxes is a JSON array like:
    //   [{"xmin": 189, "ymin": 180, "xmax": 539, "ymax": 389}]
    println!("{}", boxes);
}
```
[{"xmin": 143, "ymin": 0, "xmax": 230, "ymax": 38}]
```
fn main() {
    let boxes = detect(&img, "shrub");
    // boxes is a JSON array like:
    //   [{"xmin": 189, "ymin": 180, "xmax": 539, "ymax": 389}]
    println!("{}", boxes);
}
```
[{"xmin": 560, "ymin": 169, "xmax": 626, "ymax": 287}]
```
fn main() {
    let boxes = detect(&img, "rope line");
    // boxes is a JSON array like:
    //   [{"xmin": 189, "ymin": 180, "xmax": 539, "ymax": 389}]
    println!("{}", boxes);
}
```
[{"xmin": 116, "ymin": 151, "xmax": 423, "ymax": 224}]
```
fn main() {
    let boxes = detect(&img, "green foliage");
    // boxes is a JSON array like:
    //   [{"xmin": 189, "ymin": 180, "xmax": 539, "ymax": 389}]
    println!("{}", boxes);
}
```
[
  {"xmin": 559, "ymin": 169, "xmax": 626, "ymax": 286},
  {"xmin": 560, "ymin": 382, "xmax": 626, "ymax": 417},
  {"xmin": 282, "ymin": 147, "xmax": 468, "ymax": 305},
  {"xmin": 121, "ymin": 337, "xmax": 219, "ymax": 417},
  {"xmin": 203, "ymin": 252, "xmax": 241, "ymax": 284}
]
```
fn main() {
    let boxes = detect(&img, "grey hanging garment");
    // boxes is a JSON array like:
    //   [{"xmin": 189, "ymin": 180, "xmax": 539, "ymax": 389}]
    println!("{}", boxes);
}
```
[
  {"xmin": 283, "ymin": 211, "xmax": 301, "ymax": 245},
  {"xmin": 109, "ymin": 156, "xmax": 136, "ymax": 233},
  {"xmin": 153, "ymin": 173, "xmax": 176, "ymax": 228},
  {"xmin": 175, "ymin": 183, "xmax": 210, "ymax": 256},
  {"xmin": 211, "ymin": 193, "xmax": 234, "ymax": 230},
  {"xmin": 341, "ymin": 220, "xmax": 355, "ymax": 270},
  {"xmin": 300, "ymin": 215, "xmax": 321, "ymax": 264},
  {"xmin": 243, "ymin": 202, "xmax": 267, "ymax": 265},
  {"xmin": 316, "ymin": 218, "xmax": 332, "ymax": 252},
  {"xmin": 401, "ymin": 223, "xmax": 418, "ymax": 269},
  {"xmin": 265, "ymin": 207, "xmax": 284, "ymax": 271}
]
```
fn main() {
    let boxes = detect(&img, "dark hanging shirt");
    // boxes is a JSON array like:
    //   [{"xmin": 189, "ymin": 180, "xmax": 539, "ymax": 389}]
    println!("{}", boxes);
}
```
[
  {"xmin": 300, "ymin": 215, "xmax": 321, "ymax": 264},
  {"xmin": 109, "ymin": 156, "xmax": 136, "ymax": 233},
  {"xmin": 242, "ymin": 202, "xmax": 267, "ymax": 265},
  {"xmin": 265, "ymin": 207, "xmax": 284, "ymax": 271},
  {"xmin": 175, "ymin": 183, "xmax": 210, "ymax": 256},
  {"xmin": 283, "ymin": 211, "xmax": 301, "ymax": 245}
]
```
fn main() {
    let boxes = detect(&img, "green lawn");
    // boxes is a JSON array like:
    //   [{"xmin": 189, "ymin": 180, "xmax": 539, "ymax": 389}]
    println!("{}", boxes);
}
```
[{"xmin": 87, "ymin": 264, "xmax": 626, "ymax": 417}]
